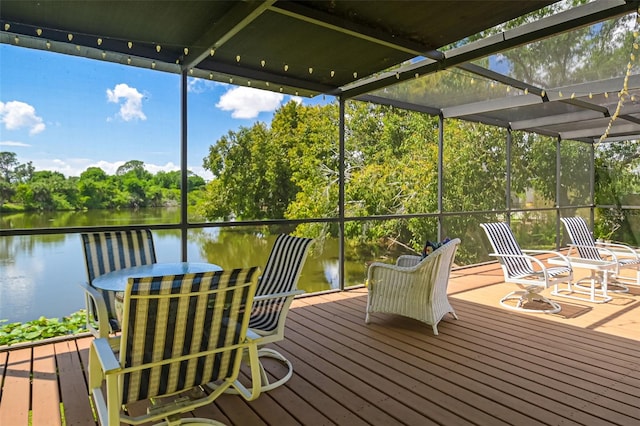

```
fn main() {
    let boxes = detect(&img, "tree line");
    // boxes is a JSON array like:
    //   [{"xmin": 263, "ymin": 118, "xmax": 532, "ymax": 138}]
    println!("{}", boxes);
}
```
[{"xmin": 0, "ymin": 154, "xmax": 205, "ymax": 211}]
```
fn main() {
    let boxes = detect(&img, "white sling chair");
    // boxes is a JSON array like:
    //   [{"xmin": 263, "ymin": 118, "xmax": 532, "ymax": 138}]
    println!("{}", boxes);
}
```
[
  {"xmin": 481, "ymin": 222, "xmax": 573, "ymax": 314},
  {"xmin": 561, "ymin": 216, "xmax": 640, "ymax": 292},
  {"xmin": 247, "ymin": 234, "xmax": 313, "ymax": 391},
  {"xmin": 210, "ymin": 234, "xmax": 313, "ymax": 394}
]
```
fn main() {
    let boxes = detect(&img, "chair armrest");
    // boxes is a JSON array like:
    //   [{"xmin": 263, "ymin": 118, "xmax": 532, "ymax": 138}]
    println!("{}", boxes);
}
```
[
  {"xmin": 253, "ymin": 289, "xmax": 305, "ymax": 302},
  {"xmin": 521, "ymin": 249, "xmax": 573, "ymax": 264},
  {"xmin": 88, "ymin": 337, "xmax": 120, "ymax": 393},
  {"xmin": 79, "ymin": 281, "xmax": 111, "ymax": 339},
  {"xmin": 490, "ymin": 251, "xmax": 573, "ymax": 277},
  {"xmin": 595, "ymin": 241, "xmax": 639, "ymax": 259},
  {"xmin": 88, "ymin": 337, "xmax": 122, "ymax": 426},
  {"xmin": 369, "ymin": 254, "xmax": 433, "ymax": 278},
  {"xmin": 92, "ymin": 338, "xmax": 121, "ymax": 374},
  {"xmin": 250, "ymin": 290, "xmax": 304, "ymax": 341},
  {"xmin": 522, "ymin": 249, "xmax": 573, "ymax": 271},
  {"xmin": 367, "ymin": 253, "xmax": 441, "ymax": 303},
  {"xmin": 368, "ymin": 252, "xmax": 441, "ymax": 281},
  {"xmin": 566, "ymin": 243, "xmax": 625, "ymax": 263}
]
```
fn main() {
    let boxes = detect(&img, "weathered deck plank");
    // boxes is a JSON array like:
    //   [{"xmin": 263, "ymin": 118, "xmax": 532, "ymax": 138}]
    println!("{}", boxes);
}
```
[{"xmin": 1, "ymin": 261, "xmax": 639, "ymax": 426}]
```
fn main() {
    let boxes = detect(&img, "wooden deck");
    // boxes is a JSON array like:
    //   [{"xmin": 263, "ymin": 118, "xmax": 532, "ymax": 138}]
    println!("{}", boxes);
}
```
[{"xmin": 1, "ymin": 261, "xmax": 639, "ymax": 425}]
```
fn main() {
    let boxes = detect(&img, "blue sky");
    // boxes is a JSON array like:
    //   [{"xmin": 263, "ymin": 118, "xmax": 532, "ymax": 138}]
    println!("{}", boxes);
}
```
[{"xmin": 0, "ymin": 44, "xmax": 331, "ymax": 180}]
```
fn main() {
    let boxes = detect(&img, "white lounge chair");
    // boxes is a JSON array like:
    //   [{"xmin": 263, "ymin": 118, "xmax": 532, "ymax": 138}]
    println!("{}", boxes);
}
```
[
  {"xmin": 481, "ymin": 222, "xmax": 572, "ymax": 314},
  {"xmin": 561, "ymin": 216, "xmax": 640, "ymax": 291}
]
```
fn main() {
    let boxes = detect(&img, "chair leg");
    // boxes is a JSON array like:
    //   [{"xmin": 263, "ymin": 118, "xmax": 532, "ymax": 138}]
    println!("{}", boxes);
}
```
[
  {"xmin": 254, "ymin": 348, "xmax": 294, "ymax": 392},
  {"xmin": 500, "ymin": 287, "xmax": 561, "ymax": 314},
  {"xmin": 207, "ymin": 347, "xmax": 294, "ymax": 395}
]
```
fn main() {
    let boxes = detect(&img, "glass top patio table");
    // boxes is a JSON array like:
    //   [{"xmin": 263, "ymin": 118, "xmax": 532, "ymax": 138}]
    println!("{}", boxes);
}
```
[{"xmin": 91, "ymin": 262, "xmax": 223, "ymax": 292}]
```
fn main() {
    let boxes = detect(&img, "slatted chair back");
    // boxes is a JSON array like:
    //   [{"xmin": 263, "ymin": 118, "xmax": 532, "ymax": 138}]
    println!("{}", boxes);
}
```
[
  {"xmin": 560, "ymin": 217, "xmax": 602, "ymax": 260},
  {"xmin": 119, "ymin": 268, "xmax": 259, "ymax": 405},
  {"xmin": 81, "ymin": 229, "xmax": 157, "ymax": 330},
  {"xmin": 249, "ymin": 234, "xmax": 313, "ymax": 334},
  {"xmin": 481, "ymin": 222, "xmax": 535, "ymax": 279}
]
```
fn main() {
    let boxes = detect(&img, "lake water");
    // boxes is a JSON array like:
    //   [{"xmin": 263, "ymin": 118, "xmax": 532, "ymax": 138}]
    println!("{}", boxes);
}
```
[{"xmin": 1, "ymin": 209, "xmax": 366, "ymax": 323}]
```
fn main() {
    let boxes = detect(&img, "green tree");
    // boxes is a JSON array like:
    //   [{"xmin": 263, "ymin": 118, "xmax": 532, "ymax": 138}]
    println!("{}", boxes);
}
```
[
  {"xmin": 594, "ymin": 141, "xmax": 640, "ymax": 243},
  {"xmin": 153, "ymin": 170, "xmax": 181, "ymax": 189},
  {"xmin": 13, "ymin": 161, "xmax": 35, "ymax": 183},
  {"xmin": 78, "ymin": 167, "xmax": 113, "ymax": 209},
  {"xmin": 116, "ymin": 160, "xmax": 150, "ymax": 180},
  {"xmin": 201, "ymin": 101, "xmax": 321, "ymax": 221},
  {"xmin": 0, "ymin": 151, "xmax": 18, "ymax": 182},
  {"xmin": 0, "ymin": 179, "xmax": 15, "ymax": 207}
]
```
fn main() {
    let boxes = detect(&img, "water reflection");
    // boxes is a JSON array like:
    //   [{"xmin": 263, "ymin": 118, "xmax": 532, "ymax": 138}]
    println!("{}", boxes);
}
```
[{"xmin": 1, "ymin": 215, "xmax": 361, "ymax": 323}]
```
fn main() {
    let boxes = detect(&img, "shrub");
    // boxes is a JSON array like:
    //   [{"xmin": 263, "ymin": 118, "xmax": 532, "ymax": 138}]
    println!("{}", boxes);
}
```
[{"xmin": 0, "ymin": 310, "xmax": 88, "ymax": 346}]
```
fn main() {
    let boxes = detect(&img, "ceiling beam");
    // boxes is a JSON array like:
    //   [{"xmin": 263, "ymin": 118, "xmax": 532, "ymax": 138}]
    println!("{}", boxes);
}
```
[
  {"xmin": 269, "ymin": 1, "xmax": 444, "ymax": 60},
  {"xmin": 353, "ymin": 94, "xmax": 441, "ymax": 115},
  {"xmin": 510, "ymin": 110, "xmax": 603, "ymax": 130},
  {"xmin": 200, "ymin": 59, "xmax": 336, "ymax": 94},
  {"xmin": 442, "ymin": 95, "xmax": 543, "ymax": 119},
  {"xmin": 442, "ymin": 74, "xmax": 640, "ymax": 119},
  {"xmin": 600, "ymin": 134, "xmax": 640, "ymax": 142},
  {"xmin": 458, "ymin": 63, "xmax": 547, "ymax": 98},
  {"xmin": 183, "ymin": 1, "xmax": 276, "ymax": 69},
  {"xmin": 560, "ymin": 122, "xmax": 640, "ymax": 140},
  {"xmin": 339, "ymin": 0, "xmax": 637, "ymax": 98}
]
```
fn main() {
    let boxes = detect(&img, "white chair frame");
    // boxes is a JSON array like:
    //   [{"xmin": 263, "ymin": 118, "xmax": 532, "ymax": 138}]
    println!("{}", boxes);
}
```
[{"xmin": 481, "ymin": 222, "xmax": 573, "ymax": 314}]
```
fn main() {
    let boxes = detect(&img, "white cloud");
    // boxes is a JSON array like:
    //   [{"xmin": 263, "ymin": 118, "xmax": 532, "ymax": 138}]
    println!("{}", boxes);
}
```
[
  {"xmin": 187, "ymin": 78, "xmax": 217, "ymax": 94},
  {"xmin": 188, "ymin": 165, "xmax": 213, "ymax": 182},
  {"xmin": 0, "ymin": 101, "xmax": 46, "ymax": 135},
  {"xmin": 0, "ymin": 140, "xmax": 31, "ymax": 147},
  {"xmin": 290, "ymin": 96, "xmax": 303, "ymax": 105},
  {"xmin": 144, "ymin": 161, "xmax": 213, "ymax": 181},
  {"xmin": 216, "ymin": 87, "xmax": 284, "ymax": 119},
  {"xmin": 145, "ymin": 161, "xmax": 179, "ymax": 174},
  {"xmin": 106, "ymin": 83, "xmax": 147, "ymax": 121}
]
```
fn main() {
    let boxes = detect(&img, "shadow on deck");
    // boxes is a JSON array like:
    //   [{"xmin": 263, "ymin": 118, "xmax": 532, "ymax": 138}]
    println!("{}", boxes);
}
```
[{"xmin": 1, "ymin": 262, "xmax": 639, "ymax": 425}]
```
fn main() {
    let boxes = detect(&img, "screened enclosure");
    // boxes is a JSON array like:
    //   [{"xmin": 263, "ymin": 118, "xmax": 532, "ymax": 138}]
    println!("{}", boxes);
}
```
[{"xmin": 3, "ymin": 1, "xmax": 640, "ymax": 323}]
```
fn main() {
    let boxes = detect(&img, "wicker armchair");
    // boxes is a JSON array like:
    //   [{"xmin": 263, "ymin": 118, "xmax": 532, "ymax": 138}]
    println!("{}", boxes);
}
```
[{"xmin": 365, "ymin": 238, "xmax": 461, "ymax": 335}]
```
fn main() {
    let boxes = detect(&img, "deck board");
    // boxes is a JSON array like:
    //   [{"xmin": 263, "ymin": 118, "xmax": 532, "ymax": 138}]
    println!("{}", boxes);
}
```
[
  {"xmin": 32, "ymin": 344, "xmax": 62, "ymax": 426},
  {"xmin": 1, "ymin": 261, "xmax": 639, "ymax": 425},
  {"xmin": 0, "ymin": 347, "xmax": 31, "ymax": 425}
]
